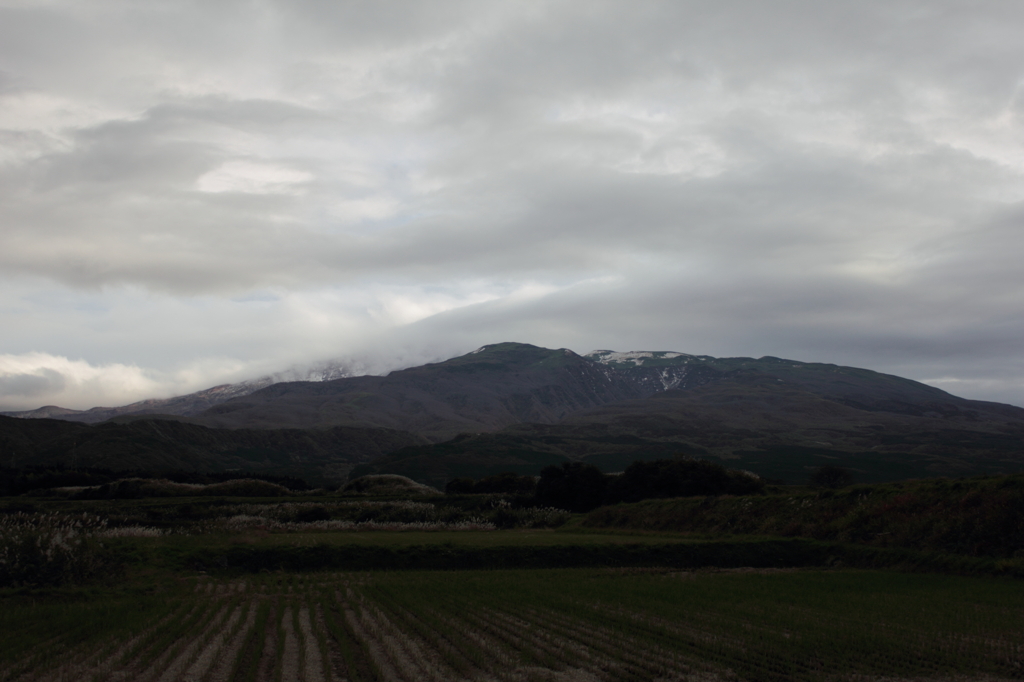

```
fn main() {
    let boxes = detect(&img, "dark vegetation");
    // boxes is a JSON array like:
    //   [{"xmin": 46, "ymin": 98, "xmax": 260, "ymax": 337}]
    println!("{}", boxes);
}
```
[
  {"xmin": 184, "ymin": 537, "xmax": 845, "ymax": 573},
  {"xmin": 584, "ymin": 472, "xmax": 1024, "ymax": 560},
  {"xmin": 348, "ymin": 432, "xmax": 569, "ymax": 488},
  {"xmin": 530, "ymin": 458, "xmax": 765, "ymax": 512},
  {"xmin": 5, "ymin": 566, "xmax": 1023, "ymax": 682},
  {"xmin": 3, "ymin": 468, "xmax": 1024, "ymax": 681},
  {"xmin": 339, "ymin": 473, "xmax": 438, "ymax": 496},
  {"xmin": 3, "ymin": 462, "xmax": 1012, "ymax": 587},
  {"xmin": 0, "ymin": 414, "xmax": 423, "ymax": 487},
  {"xmin": 0, "ymin": 465, "xmax": 313, "ymax": 496},
  {"xmin": 535, "ymin": 462, "xmax": 610, "ymax": 512},
  {"xmin": 444, "ymin": 458, "xmax": 766, "ymax": 513},
  {"xmin": 606, "ymin": 457, "xmax": 765, "ymax": 502},
  {"xmin": 810, "ymin": 463, "xmax": 854, "ymax": 488},
  {"xmin": 445, "ymin": 471, "xmax": 537, "ymax": 494},
  {"xmin": 0, "ymin": 512, "xmax": 126, "ymax": 588},
  {"xmin": 68, "ymin": 477, "xmax": 296, "ymax": 499}
]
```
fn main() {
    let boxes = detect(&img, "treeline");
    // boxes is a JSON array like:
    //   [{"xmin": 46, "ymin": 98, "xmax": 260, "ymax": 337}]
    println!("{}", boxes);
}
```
[
  {"xmin": 0, "ymin": 466, "xmax": 312, "ymax": 497},
  {"xmin": 583, "ymin": 473, "xmax": 1024, "ymax": 559},
  {"xmin": 446, "ymin": 458, "xmax": 765, "ymax": 512}
]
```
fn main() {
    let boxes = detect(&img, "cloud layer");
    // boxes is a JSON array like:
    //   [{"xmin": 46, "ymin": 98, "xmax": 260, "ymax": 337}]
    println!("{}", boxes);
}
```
[{"xmin": 2, "ymin": 1, "xmax": 1024, "ymax": 409}]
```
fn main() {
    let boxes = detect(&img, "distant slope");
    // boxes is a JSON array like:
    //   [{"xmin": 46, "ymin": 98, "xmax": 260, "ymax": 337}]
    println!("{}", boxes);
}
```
[
  {"xmin": 354, "ymin": 353, "xmax": 1024, "ymax": 486},
  {"xmin": 0, "ymin": 415, "xmax": 424, "ymax": 485},
  {"xmin": 194, "ymin": 343, "xmax": 678, "ymax": 439},
  {"xmin": 0, "ymin": 360, "xmax": 357, "ymax": 423},
  {"xmin": 1, "ymin": 380, "xmax": 275, "ymax": 423}
]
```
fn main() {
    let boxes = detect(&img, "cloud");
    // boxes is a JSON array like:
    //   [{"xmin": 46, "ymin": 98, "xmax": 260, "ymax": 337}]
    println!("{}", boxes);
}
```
[
  {"xmin": 0, "ymin": 353, "xmax": 161, "ymax": 410},
  {"xmin": 1, "ymin": 1, "xmax": 1024, "ymax": 409},
  {"xmin": 196, "ymin": 160, "xmax": 313, "ymax": 195},
  {"xmin": 0, "ymin": 368, "xmax": 65, "ymax": 398}
]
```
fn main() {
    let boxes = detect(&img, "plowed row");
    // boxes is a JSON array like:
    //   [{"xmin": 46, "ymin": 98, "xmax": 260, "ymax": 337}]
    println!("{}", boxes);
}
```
[{"xmin": 5, "ymin": 571, "xmax": 1021, "ymax": 682}]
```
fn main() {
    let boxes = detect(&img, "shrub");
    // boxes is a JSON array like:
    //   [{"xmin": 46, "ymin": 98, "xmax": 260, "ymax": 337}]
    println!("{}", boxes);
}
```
[
  {"xmin": 536, "ymin": 462, "xmax": 608, "ymax": 513},
  {"xmin": 202, "ymin": 479, "xmax": 289, "ymax": 497},
  {"xmin": 810, "ymin": 465, "xmax": 854, "ymax": 489},
  {"xmin": 445, "ymin": 472, "xmax": 537, "ymax": 495},
  {"xmin": 293, "ymin": 505, "xmax": 332, "ymax": 523},
  {"xmin": 489, "ymin": 505, "xmax": 571, "ymax": 529},
  {"xmin": 340, "ymin": 475, "xmax": 439, "ymax": 496},
  {"xmin": 445, "ymin": 477, "xmax": 476, "ymax": 494},
  {"xmin": 0, "ymin": 513, "xmax": 120, "ymax": 587},
  {"xmin": 70, "ymin": 477, "xmax": 292, "ymax": 499},
  {"xmin": 606, "ymin": 458, "xmax": 765, "ymax": 504}
]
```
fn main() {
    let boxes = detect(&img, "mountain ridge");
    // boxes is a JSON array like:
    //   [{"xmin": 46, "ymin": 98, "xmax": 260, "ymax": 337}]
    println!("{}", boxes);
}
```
[
  {"xmin": 5, "ymin": 342, "xmax": 1024, "ymax": 487},
  {"xmin": 5, "ymin": 343, "xmax": 987, "ymax": 428}
]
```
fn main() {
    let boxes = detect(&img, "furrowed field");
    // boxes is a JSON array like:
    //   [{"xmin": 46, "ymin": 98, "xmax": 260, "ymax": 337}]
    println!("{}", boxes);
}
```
[
  {"xmin": 2, "ymin": 473, "xmax": 1024, "ymax": 681},
  {"xmin": 3, "ymin": 568, "xmax": 1023, "ymax": 681}
]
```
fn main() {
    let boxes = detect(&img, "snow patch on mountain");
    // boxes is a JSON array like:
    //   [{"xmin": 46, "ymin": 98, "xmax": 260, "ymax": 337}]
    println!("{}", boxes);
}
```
[{"xmin": 585, "ymin": 350, "xmax": 690, "ymax": 366}]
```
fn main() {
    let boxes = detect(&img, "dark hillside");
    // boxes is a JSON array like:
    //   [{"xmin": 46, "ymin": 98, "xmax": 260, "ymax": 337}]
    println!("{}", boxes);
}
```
[
  {"xmin": 0, "ymin": 415, "xmax": 423, "ymax": 485},
  {"xmin": 354, "ymin": 364, "xmax": 1024, "ymax": 485},
  {"xmin": 195, "ymin": 343, "xmax": 650, "ymax": 438},
  {"xmin": 348, "ymin": 433, "xmax": 571, "ymax": 488},
  {"xmin": 7, "ymin": 343, "xmax": 1024, "ymax": 487}
]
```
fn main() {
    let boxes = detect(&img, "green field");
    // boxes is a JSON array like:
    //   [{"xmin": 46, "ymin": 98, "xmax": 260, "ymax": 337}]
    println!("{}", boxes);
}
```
[
  {"xmin": 140, "ymin": 528, "xmax": 688, "ymax": 549},
  {"xmin": 2, "ymin": 566, "xmax": 1022, "ymax": 681},
  {"xmin": 4, "ymin": 478, "xmax": 1024, "ymax": 680}
]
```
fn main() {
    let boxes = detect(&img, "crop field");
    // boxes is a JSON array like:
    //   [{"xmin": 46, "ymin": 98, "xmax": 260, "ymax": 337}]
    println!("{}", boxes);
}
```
[{"xmin": 2, "ymin": 568, "xmax": 1023, "ymax": 682}]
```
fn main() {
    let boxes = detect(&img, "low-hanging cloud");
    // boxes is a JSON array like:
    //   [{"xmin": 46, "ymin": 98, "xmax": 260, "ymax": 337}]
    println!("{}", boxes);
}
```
[
  {"xmin": 1, "ymin": 1, "xmax": 1024, "ymax": 410},
  {"xmin": 0, "ymin": 353, "xmax": 162, "ymax": 410}
]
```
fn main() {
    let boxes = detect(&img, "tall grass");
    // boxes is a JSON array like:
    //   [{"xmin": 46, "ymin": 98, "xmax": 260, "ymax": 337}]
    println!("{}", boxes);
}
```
[{"xmin": 0, "ymin": 512, "xmax": 118, "ymax": 587}]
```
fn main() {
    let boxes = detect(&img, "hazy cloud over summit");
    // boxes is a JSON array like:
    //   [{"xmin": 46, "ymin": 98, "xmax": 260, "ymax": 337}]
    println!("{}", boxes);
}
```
[{"xmin": 3, "ymin": 1, "xmax": 1024, "ymax": 409}]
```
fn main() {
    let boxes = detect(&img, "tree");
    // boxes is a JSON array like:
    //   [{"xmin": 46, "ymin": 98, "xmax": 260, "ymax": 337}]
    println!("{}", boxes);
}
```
[
  {"xmin": 606, "ymin": 457, "xmax": 764, "ymax": 503},
  {"xmin": 445, "ymin": 472, "xmax": 536, "ymax": 495},
  {"xmin": 535, "ymin": 462, "xmax": 608, "ymax": 512},
  {"xmin": 810, "ymin": 464, "xmax": 853, "ymax": 489}
]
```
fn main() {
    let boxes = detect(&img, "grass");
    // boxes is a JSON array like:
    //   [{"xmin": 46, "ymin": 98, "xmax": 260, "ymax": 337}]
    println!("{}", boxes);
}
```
[
  {"xmin": 139, "ymin": 527, "xmax": 696, "ymax": 549},
  {"xmin": 4, "ymin": 475, "xmax": 1024, "ymax": 680},
  {"xmin": 2, "ymin": 547, "xmax": 1022, "ymax": 680},
  {"xmin": 366, "ymin": 567, "xmax": 1024, "ymax": 680},
  {"xmin": 0, "ymin": 581, "xmax": 183, "ymax": 680}
]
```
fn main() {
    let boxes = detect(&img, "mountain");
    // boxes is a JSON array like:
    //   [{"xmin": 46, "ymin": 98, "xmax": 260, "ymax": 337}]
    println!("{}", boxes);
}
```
[
  {"xmin": 1, "ymin": 380, "xmax": 275, "ymax": 423},
  {"xmin": 345, "ymin": 347, "xmax": 1024, "ymax": 486},
  {"xmin": 0, "ymin": 360, "xmax": 357, "ymax": 424},
  {"xmin": 193, "ymin": 343, "xmax": 668, "ymax": 438},
  {"xmin": 6, "ymin": 343, "xmax": 1024, "ymax": 487}
]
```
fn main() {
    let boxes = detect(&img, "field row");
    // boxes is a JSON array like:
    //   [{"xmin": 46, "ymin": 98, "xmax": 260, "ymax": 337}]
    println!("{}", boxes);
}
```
[{"xmin": 4, "ymin": 569, "xmax": 1023, "ymax": 682}]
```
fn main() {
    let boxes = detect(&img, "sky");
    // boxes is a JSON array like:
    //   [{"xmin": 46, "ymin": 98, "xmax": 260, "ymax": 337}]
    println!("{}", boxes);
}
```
[{"xmin": 2, "ymin": 0, "xmax": 1024, "ymax": 411}]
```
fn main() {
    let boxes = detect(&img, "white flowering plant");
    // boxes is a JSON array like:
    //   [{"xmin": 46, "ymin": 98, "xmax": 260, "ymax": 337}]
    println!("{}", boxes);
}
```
[{"xmin": 0, "ymin": 512, "xmax": 142, "ymax": 587}]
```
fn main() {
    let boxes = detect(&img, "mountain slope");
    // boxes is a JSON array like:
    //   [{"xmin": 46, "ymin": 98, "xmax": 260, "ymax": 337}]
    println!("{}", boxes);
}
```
[
  {"xmin": 0, "ymin": 360, "xmax": 357, "ymax": 423},
  {"xmin": 0, "ymin": 415, "xmax": 424, "ymax": 484},
  {"xmin": 1, "ymin": 380, "xmax": 275, "ymax": 423},
  {"xmin": 352, "ymin": 351, "xmax": 1024, "ymax": 486},
  {"xmin": 195, "ymin": 343, "xmax": 661, "ymax": 439}
]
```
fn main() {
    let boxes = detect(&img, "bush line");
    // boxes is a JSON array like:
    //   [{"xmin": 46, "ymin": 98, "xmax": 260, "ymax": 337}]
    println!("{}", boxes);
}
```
[{"xmin": 180, "ymin": 539, "xmax": 1024, "ymax": 577}]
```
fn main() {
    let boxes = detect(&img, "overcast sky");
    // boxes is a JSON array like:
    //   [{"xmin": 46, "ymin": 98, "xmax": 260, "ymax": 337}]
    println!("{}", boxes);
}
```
[{"xmin": 2, "ymin": 0, "xmax": 1024, "ymax": 411}]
